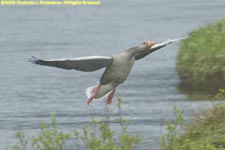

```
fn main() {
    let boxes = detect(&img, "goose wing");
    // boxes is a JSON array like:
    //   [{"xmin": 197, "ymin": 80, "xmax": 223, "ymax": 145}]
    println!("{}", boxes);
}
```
[
  {"xmin": 29, "ymin": 56, "xmax": 113, "ymax": 72},
  {"xmin": 135, "ymin": 37, "xmax": 187, "ymax": 60}
]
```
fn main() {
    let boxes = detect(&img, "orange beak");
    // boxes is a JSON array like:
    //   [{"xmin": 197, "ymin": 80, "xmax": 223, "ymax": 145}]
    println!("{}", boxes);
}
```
[{"xmin": 145, "ymin": 41, "xmax": 155, "ymax": 48}]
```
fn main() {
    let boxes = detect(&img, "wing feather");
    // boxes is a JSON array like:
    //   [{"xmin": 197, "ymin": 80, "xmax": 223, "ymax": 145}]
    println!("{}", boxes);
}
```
[{"xmin": 29, "ymin": 56, "xmax": 113, "ymax": 72}]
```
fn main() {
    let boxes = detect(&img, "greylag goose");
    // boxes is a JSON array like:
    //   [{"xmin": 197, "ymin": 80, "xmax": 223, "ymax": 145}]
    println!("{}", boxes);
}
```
[{"xmin": 30, "ymin": 37, "xmax": 186, "ymax": 105}]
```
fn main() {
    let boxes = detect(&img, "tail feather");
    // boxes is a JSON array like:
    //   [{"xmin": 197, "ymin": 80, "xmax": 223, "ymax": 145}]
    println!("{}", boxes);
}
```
[
  {"xmin": 85, "ymin": 85, "xmax": 96, "ymax": 99},
  {"xmin": 85, "ymin": 85, "xmax": 112, "ymax": 101}
]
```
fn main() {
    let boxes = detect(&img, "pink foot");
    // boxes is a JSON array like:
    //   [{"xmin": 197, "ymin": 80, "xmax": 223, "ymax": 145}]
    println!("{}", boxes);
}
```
[
  {"xmin": 86, "ymin": 84, "xmax": 101, "ymax": 105},
  {"xmin": 87, "ymin": 96, "xmax": 95, "ymax": 105},
  {"xmin": 106, "ymin": 89, "xmax": 115, "ymax": 105}
]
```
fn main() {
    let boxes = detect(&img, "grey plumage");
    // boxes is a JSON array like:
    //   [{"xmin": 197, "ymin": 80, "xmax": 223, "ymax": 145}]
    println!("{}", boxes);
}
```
[
  {"xmin": 29, "ymin": 56, "xmax": 113, "ymax": 72},
  {"xmin": 30, "ymin": 37, "xmax": 186, "ymax": 104}
]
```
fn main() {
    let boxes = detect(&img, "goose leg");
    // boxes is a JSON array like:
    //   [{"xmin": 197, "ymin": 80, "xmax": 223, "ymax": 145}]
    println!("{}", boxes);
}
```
[
  {"xmin": 106, "ymin": 89, "xmax": 115, "ymax": 105},
  {"xmin": 86, "ymin": 84, "xmax": 101, "ymax": 105}
]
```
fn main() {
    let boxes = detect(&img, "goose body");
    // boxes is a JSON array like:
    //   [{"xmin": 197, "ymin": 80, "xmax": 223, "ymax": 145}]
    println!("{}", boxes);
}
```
[
  {"xmin": 30, "ymin": 37, "xmax": 186, "ymax": 105},
  {"xmin": 95, "ymin": 50, "xmax": 135, "ymax": 99}
]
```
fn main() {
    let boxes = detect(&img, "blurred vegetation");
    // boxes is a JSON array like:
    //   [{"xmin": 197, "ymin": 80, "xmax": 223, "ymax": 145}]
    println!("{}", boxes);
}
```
[
  {"xmin": 161, "ymin": 104, "xmax": 225, "ymax": 150},
  {"xmin": 7, "ymin": 98, "xmax": 225, "ymax": 150},
  {"xmin": 214, "ymin": 88, "xmax": 225, "ymax": 100},
  {"xmin": 6, "ymin": 98, "xmax": 141, "ymax": 150},
  {"xmin": 177, "ymin": 18, "xmax": 225, "ymax": 95}
]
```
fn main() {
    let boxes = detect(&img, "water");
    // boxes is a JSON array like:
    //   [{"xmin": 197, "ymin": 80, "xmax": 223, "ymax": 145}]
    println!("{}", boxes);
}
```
[{"xmin": 0, "ymin": 0, "xmax": 225, "ymax": 149}]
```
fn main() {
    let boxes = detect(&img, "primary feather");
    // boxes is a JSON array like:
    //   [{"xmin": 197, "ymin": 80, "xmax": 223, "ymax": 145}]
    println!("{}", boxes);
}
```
[{"xmin": 29, "ymin": 56, "xmax": 113, "ymax": 72}]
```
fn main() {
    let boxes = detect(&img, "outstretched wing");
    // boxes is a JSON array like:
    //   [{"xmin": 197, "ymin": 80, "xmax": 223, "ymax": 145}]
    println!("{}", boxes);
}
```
[
  {"xmin": 29, "ymin": 56, "xmax": 113, "ymax": 72},
  {"xmin": 135, "ymin": 37, "xmax": 187, "ymax": 60}
]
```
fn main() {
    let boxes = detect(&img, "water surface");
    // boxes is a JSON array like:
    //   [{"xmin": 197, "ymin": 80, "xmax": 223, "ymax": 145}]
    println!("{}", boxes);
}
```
[{"xmin": 0, "ymin": 0, "xmax": 225, "ymax": 149}]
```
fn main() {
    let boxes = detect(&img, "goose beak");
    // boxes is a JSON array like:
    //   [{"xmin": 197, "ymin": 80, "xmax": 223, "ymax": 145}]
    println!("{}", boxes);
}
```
[{"xmin": 144, "ymin": 41, "xmax": 155, "ymax": 48}]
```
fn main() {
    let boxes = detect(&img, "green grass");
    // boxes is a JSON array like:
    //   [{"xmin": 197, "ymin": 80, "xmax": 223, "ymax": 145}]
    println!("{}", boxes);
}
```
[
  {"xmin": 7, "ymin": 99, "xmax": 225, "ymax": 150},
  {"xmin": 177, "ymin": 18, "xmax": 225, "ymax": 94},
  {"xmin": 161, "ymin": 104, "xmax": 225, "ymax": 150},
  {"xmin": 6, "ymin": 98, "xmax": 141, "ymax": 150}
]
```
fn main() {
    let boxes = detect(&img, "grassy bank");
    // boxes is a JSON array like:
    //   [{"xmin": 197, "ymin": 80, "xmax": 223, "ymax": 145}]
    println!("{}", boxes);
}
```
[
  {"xmin": 162, "ymin": 104, "xmax": 225, "ymax": 150},
  {"xmin": 176, "ymin": 18, "xmax": 225, "ymax": 94}
]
